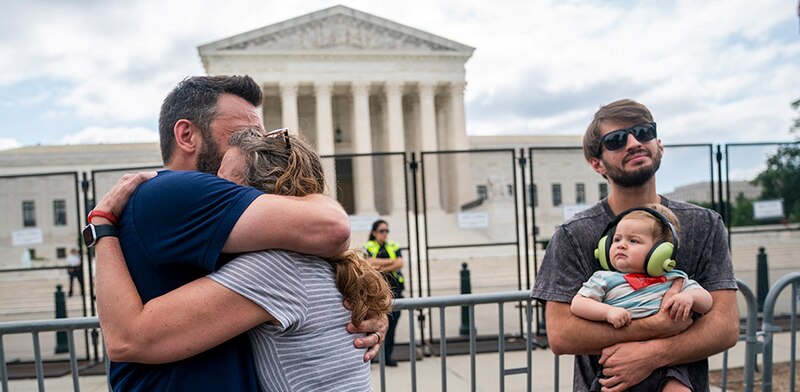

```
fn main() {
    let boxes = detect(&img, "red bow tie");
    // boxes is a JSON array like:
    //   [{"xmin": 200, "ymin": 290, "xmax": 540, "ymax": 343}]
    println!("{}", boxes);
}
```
[{"xmin": 624, "ymin": 273, "xmax": 667, "ymax": 290}]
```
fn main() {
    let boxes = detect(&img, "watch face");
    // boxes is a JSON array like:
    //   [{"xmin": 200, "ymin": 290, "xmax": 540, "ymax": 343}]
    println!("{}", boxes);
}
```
[{"xmin": 82, "ymin": 224, "xmax": 96, "ymax": 248}]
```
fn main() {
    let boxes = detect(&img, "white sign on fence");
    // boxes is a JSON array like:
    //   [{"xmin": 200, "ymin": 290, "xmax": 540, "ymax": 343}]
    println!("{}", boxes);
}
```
[
  {"xmin": 11, "ymin": 228, "xmax": 43, "ymax": 246},
  {"xmin": 457, "ymin": 212, "xmax": 490, "ymax": 229},
  {"xmin": 753, "ymin": 199, "xmax": 784, "ymax": 220}
]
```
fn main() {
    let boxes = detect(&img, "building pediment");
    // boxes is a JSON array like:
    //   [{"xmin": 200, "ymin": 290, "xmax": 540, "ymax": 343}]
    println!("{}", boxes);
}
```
[{"xmin": 198, "ymin": 5, "xmax": 474, "ymax": 56}]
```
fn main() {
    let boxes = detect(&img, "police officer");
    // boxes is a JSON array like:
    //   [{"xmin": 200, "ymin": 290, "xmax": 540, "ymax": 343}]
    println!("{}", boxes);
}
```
[{"xmin": 364, "ymin": 219, "xmax": 404, "ymax": 367}]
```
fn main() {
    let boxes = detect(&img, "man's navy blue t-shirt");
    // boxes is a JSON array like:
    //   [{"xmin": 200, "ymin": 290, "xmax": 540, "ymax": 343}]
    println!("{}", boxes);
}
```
[{"xmin": 109, "ymin": 170, "xmax": 263, "ymax": 391}]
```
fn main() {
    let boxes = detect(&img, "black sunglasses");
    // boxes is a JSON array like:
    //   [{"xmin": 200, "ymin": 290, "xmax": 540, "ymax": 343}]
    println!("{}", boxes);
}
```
[
  {"xmin": 377, "ymin": 229, "xmax": 389, "ymax": 234},
  {"xmin": 265, "ymin": 128, "xmax": 291, "ymax": 150},
  {"xmin": 597, "ymin": 122, "xmax": 657, "ymax": 156}
]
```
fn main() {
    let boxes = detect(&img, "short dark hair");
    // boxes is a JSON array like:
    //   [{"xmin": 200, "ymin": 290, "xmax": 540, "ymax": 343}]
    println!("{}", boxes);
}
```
[
  {"xmin": 583, "ymin": 99, "xmax": 654, "ymax": 162},
  {"xmin": 158, "ymin": 75, "xmax": 262, "ymax": 165}
]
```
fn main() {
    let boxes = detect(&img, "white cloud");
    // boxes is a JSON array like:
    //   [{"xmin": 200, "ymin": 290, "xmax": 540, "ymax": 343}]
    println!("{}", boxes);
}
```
[
  {"xmin": 729, "ymin": 166, "xmax": 767, "ymax": 182},
  {"xmin": 461, "ymin": 0, "xmax": 799, "ymax": 143},
  {"xmin": 60, "ymin": 126, "xmax": 158, "ymax": 145},
  {"xmin": 0, "ymin": 138, "xmax": 21, "ymax": 151},
  {"xmin": 0, "ymin": 91, "xmax": 52, "ymax": 108},
  {"xmin": 58, "ymin": 73, "xmax": 177, "ymax": 121},
  {"xmin": 0, "ymin": 0, "xmax": 797, "ymax": 146}
]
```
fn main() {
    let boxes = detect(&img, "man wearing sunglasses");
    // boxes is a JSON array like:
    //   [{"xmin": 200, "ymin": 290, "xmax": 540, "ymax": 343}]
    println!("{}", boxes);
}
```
[
  {"xmin": 532, "ymin": 99, "xmax": 739, "ymax": 391},
  {"xmin": 89, "ymin": 75, "xmax": 386, "ymax": 391}
]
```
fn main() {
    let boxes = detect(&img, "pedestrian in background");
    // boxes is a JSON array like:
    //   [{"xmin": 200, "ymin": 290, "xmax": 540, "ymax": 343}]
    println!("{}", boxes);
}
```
[{"xmin": 66, "ymin": 248, "xmax": 83, "ymax": 297}]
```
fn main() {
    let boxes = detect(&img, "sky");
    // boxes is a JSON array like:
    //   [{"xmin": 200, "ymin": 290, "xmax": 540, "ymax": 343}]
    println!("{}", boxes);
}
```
[{"xmin": 0, "ymin": 0, "xmax": 798, "ymax": 153}]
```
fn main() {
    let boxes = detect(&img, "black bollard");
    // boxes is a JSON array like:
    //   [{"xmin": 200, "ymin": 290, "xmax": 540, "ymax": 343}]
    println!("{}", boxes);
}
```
[
  {"xmin": 756, "ymin": 247, "xmax": 769, "ymax": 313},
  {"xmin": 459, "ymin": 263, "xmax": 473, "ymax": 336},
  {"xmin": 54, "ymin": 284, "xmax": 69, "ymax": 354}
]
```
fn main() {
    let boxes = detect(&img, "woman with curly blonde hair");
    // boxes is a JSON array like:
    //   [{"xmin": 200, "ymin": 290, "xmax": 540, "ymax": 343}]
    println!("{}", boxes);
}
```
[
  {"xmin": 219, "ymin": 127, "xmax": 393, "ymax": 327},
  {"xmin": 97, "ymin": 127, "xmax": 392, "ymax": 392},
  {"xmin": 205, "ymin": 127, "xmax": 392, "ymax": 391}
]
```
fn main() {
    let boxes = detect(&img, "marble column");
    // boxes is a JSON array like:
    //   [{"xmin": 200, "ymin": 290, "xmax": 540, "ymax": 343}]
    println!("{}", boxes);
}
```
[
  {"xmin": 418, "ymin": 81, "xmax": 440, "ymax": 210},
  {"xmin": 385, "ymin": 81, "xmax": 406, "ymax": 152},
  {"xmin": 352, "ymin": 81, "xmax": 376, "ymax": 215},
  {"xmin": 279, "ymin": 82, "xmax": 299, "ymax": 135},
  {"xmin": 385, "ymin": 81, "xmax": 406, "ymax": 212},
  {"xmin": 449, "ymin": 82, "xmax": 468, "ymax": 150},
  {"xmin": 449, "ymin": 81, "xmax": 471, "ymax": 209},
  {"xmin": 255, "ymin": 85, "xmax": 265, "ymax": 127},
  {"xmin": 314, "ymin": 81, "xmax": 337, "ymax": 199}
]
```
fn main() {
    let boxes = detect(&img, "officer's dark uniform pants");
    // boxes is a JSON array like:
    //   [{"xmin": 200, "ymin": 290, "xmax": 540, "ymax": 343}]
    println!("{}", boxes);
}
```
[{"xmin": 385, "ymin": 310, "xmax": 401, "ymax": 361}]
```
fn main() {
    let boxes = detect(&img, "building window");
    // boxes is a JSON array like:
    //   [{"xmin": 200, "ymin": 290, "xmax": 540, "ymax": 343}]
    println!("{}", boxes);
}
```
[
  {"xmin": 22, "ymin": 201, "xmax": 36, "ymax": 227},
  {"xmin": 477, "ymin": 185, "xmax": 488, "ymax": 201},
  {"xmin": 53, "ymin": 200, "xmax": 67, "ymax": 226},
  {"xmin": 56, "ymin": 247, "xmax": 67, "ymax": 259},
  {"xmin": 576, "ymin": 183, "xmax": 586, "ymax": 204},
  {"xmin": 528, "ymin": 184, "xmax": 538, "ymax": 207},
  {"xmin": 552, "ymin": 184, "xmax": 562, "ymax": 207},
  {"xmin": 599, "ymin": 183, "xmax": 608, "ymax": 200}
]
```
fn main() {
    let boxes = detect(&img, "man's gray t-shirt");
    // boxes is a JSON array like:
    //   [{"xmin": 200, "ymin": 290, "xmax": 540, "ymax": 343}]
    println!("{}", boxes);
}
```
[
  {"xmin": 209, "ymin": 250, "xmax": 372, "ymax": 392},
  {"xmin": 530, "ymin": 197, "xmax": 737, "ymax": 391}
]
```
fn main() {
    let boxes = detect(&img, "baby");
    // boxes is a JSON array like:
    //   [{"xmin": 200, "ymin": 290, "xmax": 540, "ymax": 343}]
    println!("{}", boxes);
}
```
[{"xmin": 571, "ymin": 204, "xmax": 713, "ymax": 392}]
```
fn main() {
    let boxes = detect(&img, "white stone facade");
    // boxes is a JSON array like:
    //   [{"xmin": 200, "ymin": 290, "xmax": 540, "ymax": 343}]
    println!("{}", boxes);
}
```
[
  {"xmin": 0, "ymin": 144, "xmax": 163, "ymax": 268},
  {"xmin": 198, "ymin": 5, "xmax": 474, "ymax": 215}
]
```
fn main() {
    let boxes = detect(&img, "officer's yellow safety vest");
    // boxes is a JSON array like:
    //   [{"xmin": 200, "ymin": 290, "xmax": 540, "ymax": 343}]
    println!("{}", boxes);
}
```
[
  {"xmin": 365, "ymin": 240, "xmax": 399, "ymax": 259},
  {"xmin": 364, "ymin": 240, "xmax": 404, "ymax": 285}
]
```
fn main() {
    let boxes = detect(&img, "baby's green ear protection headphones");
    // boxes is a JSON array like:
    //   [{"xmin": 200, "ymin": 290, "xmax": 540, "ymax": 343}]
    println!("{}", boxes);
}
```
[{"xmin": 594, "ymin": 207, "xmax": 678, "ymax": 277}]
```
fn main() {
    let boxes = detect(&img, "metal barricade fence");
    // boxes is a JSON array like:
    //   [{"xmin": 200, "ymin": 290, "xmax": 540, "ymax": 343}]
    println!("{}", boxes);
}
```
[
  {"xmin": 712, "ymin": 279, "xmax": 759, "ymax": 392},
  {"xmin": 731, "ymin": 278, "xmax": 759, "ymax": 392},
  {"xmin": 1, "ymin": 280, "xmax": 797, "ymax": 392},
  {"xmin": 384, "ymin": 290, "xmax": 534, "ymax": 392},
  {"xmin": 761, "ymin": 272, "xmax": 800, "ymax": 392},
  {"xmin": 0, "ymin": 317, "xmax": 107, "ymax": 392}
]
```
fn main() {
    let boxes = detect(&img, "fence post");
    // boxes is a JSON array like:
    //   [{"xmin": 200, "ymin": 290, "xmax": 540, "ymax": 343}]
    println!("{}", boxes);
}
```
[
  {"xmin": 54, "ymin": 285, "xmax": 69, "ymax": 354},
  {"xmin": 757, "ymin": 247, "xmax": 769, "ymax": 313},
  {"xmin": 459, "ymin": 263, "xmax": 472, "ymax": 336}
]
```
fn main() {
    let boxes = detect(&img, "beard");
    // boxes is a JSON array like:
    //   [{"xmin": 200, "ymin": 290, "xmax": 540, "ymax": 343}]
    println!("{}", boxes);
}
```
[
  {"xmin": 196, "ymin": 134, "xmax": 223, "ymax": 175},
  {"xmin": 603, "ymin": 147, "xmax": 662, "ymax": 188}
]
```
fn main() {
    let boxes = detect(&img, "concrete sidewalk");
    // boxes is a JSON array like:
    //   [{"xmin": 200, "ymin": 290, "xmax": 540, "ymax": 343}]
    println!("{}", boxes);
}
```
[{"xmin": 6, "ymin": 333, "xmax": 796, "ymax": 391}]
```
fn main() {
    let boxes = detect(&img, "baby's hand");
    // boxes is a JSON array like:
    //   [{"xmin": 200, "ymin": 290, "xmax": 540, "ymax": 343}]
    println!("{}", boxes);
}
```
[
  {"xmin": 663, "ymin": 292, "xmax": 695, "ymax": 321},
  {"xmin": 606, "ymin": 307, "xmax": 632, "ymax": 328}
]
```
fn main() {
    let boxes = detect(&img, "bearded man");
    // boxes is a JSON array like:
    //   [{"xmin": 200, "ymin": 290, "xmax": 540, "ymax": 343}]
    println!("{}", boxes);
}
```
[{"xmin": 531, "ymin": 99, "xmax": 739, "ymax": 392}]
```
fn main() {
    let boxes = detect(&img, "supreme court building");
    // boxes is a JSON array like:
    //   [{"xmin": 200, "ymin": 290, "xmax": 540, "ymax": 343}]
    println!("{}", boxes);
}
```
[
  {"xmin": 198, "ymin": 5, "xmax": 475, "ymax": 216},
  {"xmin": 0, "ymin": 5, "xmax": 607, "ymax": 275}
]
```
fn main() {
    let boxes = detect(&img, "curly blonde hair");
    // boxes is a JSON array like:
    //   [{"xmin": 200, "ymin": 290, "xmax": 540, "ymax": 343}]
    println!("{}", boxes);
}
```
[{"xmin": 228, "ymin": 127, "xmax": 393, "ymax": 325}]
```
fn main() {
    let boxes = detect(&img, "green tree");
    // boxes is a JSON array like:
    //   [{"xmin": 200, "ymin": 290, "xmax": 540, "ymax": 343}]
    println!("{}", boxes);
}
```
[
  {"xmin": 793, "ymin": 98, "xmax": 800, "ymax": 134},
  {"xmin": 752, "ymin": 99, "xmax": 800, "ymax": 222},
  {"xmin": 730, "ymin": 192, "xmax": 755, "ymax": 227}
]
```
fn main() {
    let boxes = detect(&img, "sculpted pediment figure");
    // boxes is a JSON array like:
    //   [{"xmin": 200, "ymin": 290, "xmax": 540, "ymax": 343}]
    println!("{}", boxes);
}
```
[{"xmin": 199, "ymin": 5, "xmax": 473, "ymax": 55}]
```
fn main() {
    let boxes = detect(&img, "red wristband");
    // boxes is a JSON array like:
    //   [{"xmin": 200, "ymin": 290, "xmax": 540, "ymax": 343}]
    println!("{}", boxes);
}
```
[{"xmin": 88, "ymin": 209, "xmax": 118, "ymax": 226}]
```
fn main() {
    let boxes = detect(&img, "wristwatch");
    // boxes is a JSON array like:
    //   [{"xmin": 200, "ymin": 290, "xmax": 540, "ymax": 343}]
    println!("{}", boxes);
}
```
[{"xmin": 82, "ymin": 224, "xmax": 119, "ymax": 248}]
